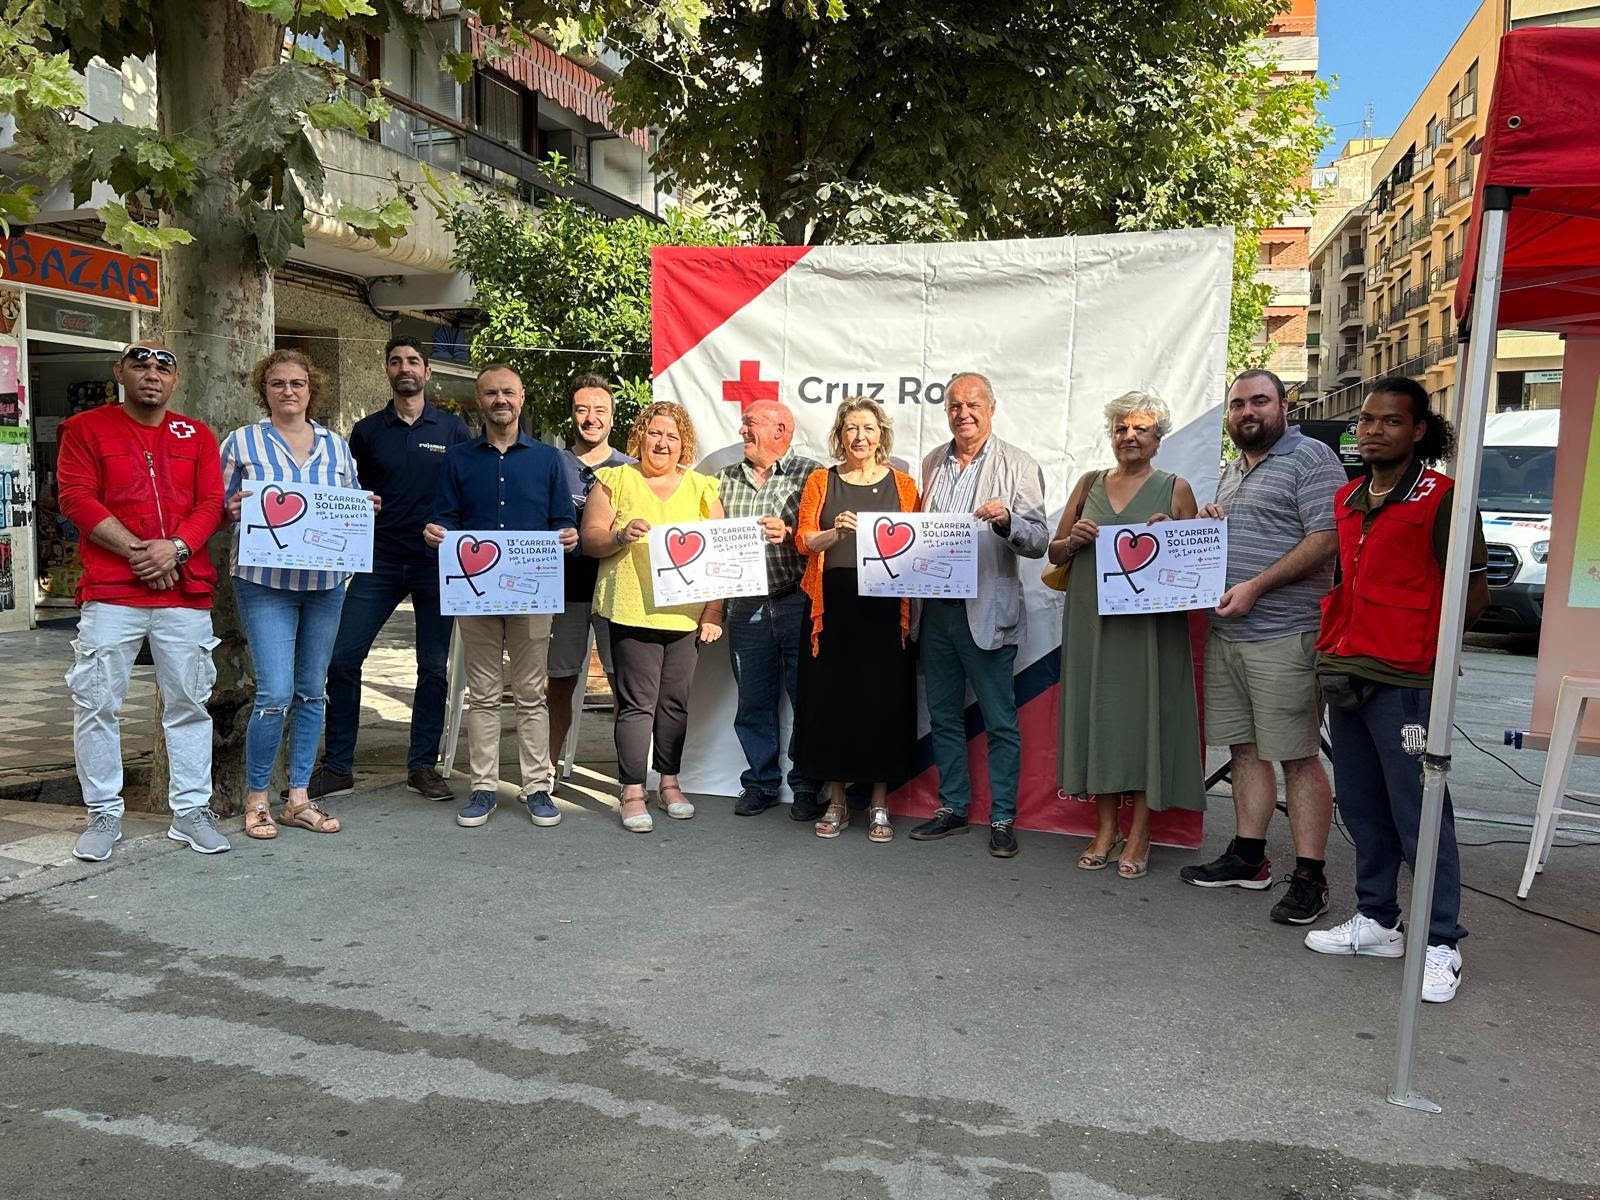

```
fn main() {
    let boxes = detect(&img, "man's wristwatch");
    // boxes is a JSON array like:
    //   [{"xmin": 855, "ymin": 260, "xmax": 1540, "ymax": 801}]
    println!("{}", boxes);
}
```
[{"xmin": 171, "ymin": 537, "xmax": 192, "ymax": 566}]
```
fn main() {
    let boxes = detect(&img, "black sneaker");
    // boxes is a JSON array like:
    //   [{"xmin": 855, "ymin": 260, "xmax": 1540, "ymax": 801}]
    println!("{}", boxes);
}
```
[
  {"xmin": 406, "ymin": 766, "xmax": 455, "ymax": 802},
  {"xmin": 989, "ymin": 822, "xmax": 1019, "ymax": 857},
  {"xmin": 909, "ymin": 808, "xmax": 970, "ymax": 841},
  {"xmin": 1269, "ymin": 867, "xmax": 1330, "ymax": 925},
  {"xmin": 789, "ymin": 792, "xmax": 826, "ymax": 822},
  {"xmin": 1178, "ymin": 838, "xmax": 1272, "ymax": 889},
  {"xmin": 280, "ymin": 766, "xmax": 354, "ymax": 802},
  {"xmin": 733, "ymin": 789, "xmax": 778, "ymax": 816}
]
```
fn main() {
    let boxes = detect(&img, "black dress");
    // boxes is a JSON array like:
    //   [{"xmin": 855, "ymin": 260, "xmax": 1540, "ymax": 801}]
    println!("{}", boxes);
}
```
[{"xmin": 793, "ymin": 469, "xmax": 917, "ymax": 784}]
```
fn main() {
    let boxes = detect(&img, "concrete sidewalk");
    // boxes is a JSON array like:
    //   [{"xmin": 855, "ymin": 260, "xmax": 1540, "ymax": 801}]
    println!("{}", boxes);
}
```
[{"xmin": 1, "ymin": 774, "xmax": 1597, "ymax": 1199}]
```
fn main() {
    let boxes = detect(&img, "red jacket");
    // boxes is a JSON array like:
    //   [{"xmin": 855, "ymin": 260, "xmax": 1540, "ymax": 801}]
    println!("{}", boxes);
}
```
[
  {"xmin": 1316, "ymin": 468, "xmax": 1450, "ymax": 674},
  {"xmin": 56, "ymin": 403, "xmax": 225, "ymax": 608}
]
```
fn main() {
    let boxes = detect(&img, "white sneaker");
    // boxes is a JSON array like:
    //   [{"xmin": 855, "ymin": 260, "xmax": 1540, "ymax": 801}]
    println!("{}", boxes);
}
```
[
  {"xmin": 1422, "ymin": 945, "xmax": 1463, "ymax": 1003},
  {"xmin": 1304, "ymin": 913, "xmax": 1406, "ymax": 957}
]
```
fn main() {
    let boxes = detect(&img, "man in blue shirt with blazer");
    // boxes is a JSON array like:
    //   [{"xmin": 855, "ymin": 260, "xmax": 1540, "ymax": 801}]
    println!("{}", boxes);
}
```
[{"xmin": 424, "ymin": 364, "xmax": 577, "ymax": 830}]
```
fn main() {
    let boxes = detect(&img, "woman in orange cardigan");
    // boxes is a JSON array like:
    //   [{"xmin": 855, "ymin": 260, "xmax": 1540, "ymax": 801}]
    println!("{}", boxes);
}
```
[{"xmin": 793, "ymin": 397, "xmax": 919, "ymax": 842}]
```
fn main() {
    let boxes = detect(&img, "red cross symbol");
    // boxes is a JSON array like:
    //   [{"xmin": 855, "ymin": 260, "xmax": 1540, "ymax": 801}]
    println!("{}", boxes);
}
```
[{"xmin": 721, "ymin": 360, "xmax": 779, "ymax": 410}]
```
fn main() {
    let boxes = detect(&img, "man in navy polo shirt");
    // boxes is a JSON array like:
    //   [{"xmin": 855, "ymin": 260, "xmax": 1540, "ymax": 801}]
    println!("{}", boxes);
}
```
[
  {"xmin": 307, "ymin": 337, "xmax": 471, "ymax": 802},
  {"xmin": 424, "ymin": 363, "xmax": 577, "ymax": 829}
]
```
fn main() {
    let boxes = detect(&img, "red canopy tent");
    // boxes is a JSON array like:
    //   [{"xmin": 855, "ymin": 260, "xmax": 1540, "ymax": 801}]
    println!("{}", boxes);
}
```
[
  {"xmin": 1391, "ymin": 27, "xmax": 1600, "ymax": 1114},
  {"xmin": 1454, "ymin": 27, "xmax": 1600, "ymax": 337}
]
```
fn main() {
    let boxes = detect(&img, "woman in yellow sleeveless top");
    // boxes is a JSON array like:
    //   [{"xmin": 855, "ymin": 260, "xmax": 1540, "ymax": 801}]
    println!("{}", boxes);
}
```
[{"xmin": 582, "ymin": 401, "xmax": 726, "ymax": 833}]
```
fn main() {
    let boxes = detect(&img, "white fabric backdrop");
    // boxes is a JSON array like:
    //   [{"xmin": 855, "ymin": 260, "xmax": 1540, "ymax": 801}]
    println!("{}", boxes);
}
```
[{"xmin": 650, "ymin": 230, "xmax": 1234, "ymax": 801}]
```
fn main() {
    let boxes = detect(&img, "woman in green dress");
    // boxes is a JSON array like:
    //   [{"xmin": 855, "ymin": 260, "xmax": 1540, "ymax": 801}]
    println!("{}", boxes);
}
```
[{"xmin": 1048, "ymin": 391, "xmax": 1206, "ymax": 879}]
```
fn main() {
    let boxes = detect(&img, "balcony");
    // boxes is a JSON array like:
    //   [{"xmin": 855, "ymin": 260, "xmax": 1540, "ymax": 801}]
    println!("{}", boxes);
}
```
[
  {"xmin": 1430, "ymin": 196, "xmax": 1450, "ymax": 228},
  {"xmin": 1392, "ymin": 155, "xmax": 1418, "ymax": 197},
  {"xmin": 1410, "ymin": 221, "xmax": 1433, "ymax": 249},
  {"xmin": 1304, "ymin": 373, "xmax": 1320, "ymax": 395},
  {"xmin": 1446, "ymin": 168, "xmax": 1475, "ymax": 209},
  {"xmin": 1338, "ymin": 299, "xmax": 1363, "ymax": 328},
  {"xmin": 1340, "ymin": 248, "xmax": 1364, "ymax": 277},
  {"xmin": 1417, "ymin": 143, "xmax": 1436, "ymax": 172},
  {"xmin": 1443, "ymin": 250, "xmax": 1464, "ymax": 282},
  {"xmin": 1448, "ymin": 91, "xmax": 1477, "ymax": 131},
  {"xmin": 1308, "ymin": 284, "xmax": 1323, "ymax": 309},
  {"xmin": 1366, "ymin": 321, "xmax": 1381, "ymax": 341},
  {"xmin": 375, "ymin": 88, "xmax": 660, "ymax": 224},
  {"xmin": 1336, "ymin": 349, "xmax": 1361, "ymax": 378},
  {"xmin": 1404, "ymin": 284, "xmax": 1430, "ymax": 313}
]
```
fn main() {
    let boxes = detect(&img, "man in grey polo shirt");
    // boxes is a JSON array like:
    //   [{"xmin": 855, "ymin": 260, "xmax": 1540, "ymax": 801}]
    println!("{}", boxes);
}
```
[{"xmin": 1179, "ymin": 369, "xmax": 1347, "ymax": 927}]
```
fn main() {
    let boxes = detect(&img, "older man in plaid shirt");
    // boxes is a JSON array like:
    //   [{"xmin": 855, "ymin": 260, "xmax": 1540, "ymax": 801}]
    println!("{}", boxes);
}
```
[{"xmin": 717, "ymin": 400, "xmax": 825, "ymax": 819}]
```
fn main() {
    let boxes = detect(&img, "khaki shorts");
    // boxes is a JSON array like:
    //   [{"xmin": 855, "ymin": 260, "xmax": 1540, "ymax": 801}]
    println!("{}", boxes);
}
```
[
  {"xmin": 547, "ymin": 603, "xmax": 614, "ymax": 679},
  {"xmin": 1203, "ymin": 630, "xmax": 1323, "ymax": 761}
]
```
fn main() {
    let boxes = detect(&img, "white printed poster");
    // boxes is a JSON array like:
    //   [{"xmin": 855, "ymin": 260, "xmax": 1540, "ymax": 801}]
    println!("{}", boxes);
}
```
[
  {"xmin": 239, "ymin": 482, "xmax": 375, "ymax": 573},
  {"xmin": 647, "ymin": 518, "xmax": 768, "ymax": 607},
  {"xmin": 856, "ymin": 513, "xmax": 979, "ymax": 599},
  {"xmin": 438, "ymin": 530, "xmax": 565, "ymax": 615},
  {"xmin": 1095, "ymin": 518, "xmax": 1227, "ymax": 616}
]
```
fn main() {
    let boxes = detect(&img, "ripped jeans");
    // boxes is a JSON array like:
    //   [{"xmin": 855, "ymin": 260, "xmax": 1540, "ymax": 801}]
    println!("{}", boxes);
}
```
[
  {"xmin": 235, "ymin": 579, "xmax": 346, "ymax": 792},
  {"xmin": 67, "ymin": 601, "xmax": 219, "ymax": 818}
]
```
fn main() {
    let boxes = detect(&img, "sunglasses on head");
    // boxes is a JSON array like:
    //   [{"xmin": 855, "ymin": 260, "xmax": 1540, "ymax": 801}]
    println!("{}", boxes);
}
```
[{"xmin": 121, "ymin": 347, "xmax": 178, "ymax": 371}]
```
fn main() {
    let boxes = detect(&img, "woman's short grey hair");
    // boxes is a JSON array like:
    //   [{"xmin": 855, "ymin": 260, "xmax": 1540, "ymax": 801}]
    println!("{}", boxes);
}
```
[{"xmin": 1104, "ymin": 390, "xmax": 1173, "ymax": 440}]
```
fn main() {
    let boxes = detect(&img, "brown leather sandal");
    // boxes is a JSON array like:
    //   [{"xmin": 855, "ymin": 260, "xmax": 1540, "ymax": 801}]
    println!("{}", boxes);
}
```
[
  {"xmin": 867, "ymin": 805, "xmax": 894, "ymax": 843},
  {"xmin": 279, "ymin": 799, "xmax": 341, "ymax": 834},
  {"xmin": 814, "ymin": 800, "xmax": 849, "ymax": 839},
  {"xmin": 244, "ymin": 799, "xmax": 278, "ymax": 840},
  {"xmin": 1077, "ymin": 835, "xmax": 1126, "ymax": 871}
]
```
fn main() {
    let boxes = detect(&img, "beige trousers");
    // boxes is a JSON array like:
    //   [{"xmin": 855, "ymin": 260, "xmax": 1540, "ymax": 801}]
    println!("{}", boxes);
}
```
[{"xmin": 458, "ymin": 614, "xmax": 554, "ymax": 793}]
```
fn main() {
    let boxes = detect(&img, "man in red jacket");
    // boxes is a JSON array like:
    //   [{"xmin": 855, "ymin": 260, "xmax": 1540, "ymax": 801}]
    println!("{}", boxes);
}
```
[
  {"xmin": 57, "ymin": 340, "xmax": 229, "ymax": 861},
  {"xmin": 1305, "ymin": 377, "xmax": 1488, "ymax": 1003}
]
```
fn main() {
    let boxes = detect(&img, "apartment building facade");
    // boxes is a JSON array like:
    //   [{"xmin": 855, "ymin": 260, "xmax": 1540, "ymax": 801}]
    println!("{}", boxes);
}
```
[
  {"xmin": 1302, "ymin": 138, "xmax": 1387, "ymax": 414},
  {"xmin": 1312, "ymin": 0, "xmax": 1598, "ymax": 422},
  {"xmin": 1255, "ymin": 0, "xmax": 1319, "ymax": 390}
]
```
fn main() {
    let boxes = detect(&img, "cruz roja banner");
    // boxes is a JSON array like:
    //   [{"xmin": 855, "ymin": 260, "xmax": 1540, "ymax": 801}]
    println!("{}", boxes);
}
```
[{"xmin": 651, "ymin": 231, "xmax": 1232, "ymax": 844}]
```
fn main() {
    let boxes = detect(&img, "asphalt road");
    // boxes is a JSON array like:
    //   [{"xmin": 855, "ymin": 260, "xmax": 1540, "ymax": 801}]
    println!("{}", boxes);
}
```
[{"xmin": 2, "ymin": 760, "xmax": 1597, "ymax": 1200}]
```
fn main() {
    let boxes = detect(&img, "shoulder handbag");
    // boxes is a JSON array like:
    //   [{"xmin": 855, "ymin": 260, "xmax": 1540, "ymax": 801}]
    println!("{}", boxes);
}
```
[{"xmin": 1042, "ymin": 470, "xmax": 1101, "ymax": 592}]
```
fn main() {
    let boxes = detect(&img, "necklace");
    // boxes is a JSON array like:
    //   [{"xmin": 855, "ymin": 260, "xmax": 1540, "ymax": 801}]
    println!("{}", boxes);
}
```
[{"xmin": 1367, "ymin": 481, "xmax": 1396, "ymax": 499}]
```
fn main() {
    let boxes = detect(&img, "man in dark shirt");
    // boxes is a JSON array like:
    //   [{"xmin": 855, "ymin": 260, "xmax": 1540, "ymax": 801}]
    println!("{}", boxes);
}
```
[
  {"xmin": 546, "ymin": 373, "xmax": 632, "ymax": 784},
  {"xmin": 424, "ymin": 364, "xmax": 577, "ymax": 830},
  {"xmin": 307, "ymin": 337, "xmax": 471, "ymax": 802}
]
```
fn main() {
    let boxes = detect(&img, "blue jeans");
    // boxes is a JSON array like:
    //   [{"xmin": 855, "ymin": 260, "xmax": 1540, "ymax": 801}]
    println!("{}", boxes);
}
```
[
  {"xmin": 1327, "ymin": 683, "xmax": 1468, "ymax": 946},
  {"xmin": 727, "ymin": 591, "xmax": 817, "ymax": 798},
  {"xmin": 921, "ymin": 600, "xmax": 1020, "ymax": 823},
  {"xmin": 323, "ymin": 555, "xmax": 454, "ymax": 774},
  {"xmin": 236, "ymin": 579, "xmax": 346, "ymax": 791}
]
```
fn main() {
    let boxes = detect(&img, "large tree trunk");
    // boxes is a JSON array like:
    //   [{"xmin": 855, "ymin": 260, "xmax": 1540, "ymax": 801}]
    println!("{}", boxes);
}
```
[{"xmin": 147, "ymin": 0, "xmax": 280, "ymax": 815}]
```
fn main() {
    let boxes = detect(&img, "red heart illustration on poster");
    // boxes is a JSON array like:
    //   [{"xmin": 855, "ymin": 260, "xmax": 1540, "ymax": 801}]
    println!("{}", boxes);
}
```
[
  {"xmin": 873, "ymin": 517, "xmax": 915, "ymax": 561},
  {"xmin": 665, "ymin": 528, "xmax": 706, "ymax": 570},
  {"xmin": 455, "ymin": 536, "xmax": 501, "ymax": 579},
  {"xmin": 261, "ymin": 485, "xmax": 308, "ymax": 529},
  {"xmin": 1113, "ymin": 528, "xmax": 1160, "ymax": 574}
]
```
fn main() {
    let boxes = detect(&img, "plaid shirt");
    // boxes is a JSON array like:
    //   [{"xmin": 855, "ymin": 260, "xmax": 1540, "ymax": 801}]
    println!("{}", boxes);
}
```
[{"xmin": 717, "ymin": 449, "xmax": 822, "ymax": 605}]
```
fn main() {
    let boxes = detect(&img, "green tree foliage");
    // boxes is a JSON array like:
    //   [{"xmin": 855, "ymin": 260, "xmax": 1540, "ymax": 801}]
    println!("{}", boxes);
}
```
[
  {"xmin": 605, "ymin": 0, "xmax": 1327, "ymax": 369},
  {"xmin": 0, "ymin": 0, "xmax": 705, "ymax": 261},
  {"xmin": 443, "ymin": 159, "xmax": 760, "ymax": 439}
]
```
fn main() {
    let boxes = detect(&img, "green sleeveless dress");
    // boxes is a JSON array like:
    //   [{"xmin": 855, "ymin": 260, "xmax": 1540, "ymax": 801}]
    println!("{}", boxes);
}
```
[{"xmin": 1057, "ymin": 469, "xmax": 1205, "ymax": 810}]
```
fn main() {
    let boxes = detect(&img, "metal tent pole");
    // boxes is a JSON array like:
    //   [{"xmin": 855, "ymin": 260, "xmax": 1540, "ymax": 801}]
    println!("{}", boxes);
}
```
[{"xmin": 1388, "ymin": 191, "xmax": 1513, "ymax": 1113}]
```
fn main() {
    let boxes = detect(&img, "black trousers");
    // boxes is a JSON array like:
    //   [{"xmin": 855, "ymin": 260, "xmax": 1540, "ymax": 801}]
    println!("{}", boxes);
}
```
[{"xmin": 611, "ymin": 624, "xmax": 699, "ymax": 785}]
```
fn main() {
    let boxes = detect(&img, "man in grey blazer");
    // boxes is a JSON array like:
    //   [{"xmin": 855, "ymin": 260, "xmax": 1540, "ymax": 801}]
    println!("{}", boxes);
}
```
[{"xmin": 909, "ymin": 372, "xmax": 1049, "ymax": 857}]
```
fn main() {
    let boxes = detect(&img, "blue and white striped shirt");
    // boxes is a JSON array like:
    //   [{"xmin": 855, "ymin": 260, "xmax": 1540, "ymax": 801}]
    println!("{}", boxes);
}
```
[{"xmin": 220, "ymin": 419, "xmax": 362, "ymax": 591}]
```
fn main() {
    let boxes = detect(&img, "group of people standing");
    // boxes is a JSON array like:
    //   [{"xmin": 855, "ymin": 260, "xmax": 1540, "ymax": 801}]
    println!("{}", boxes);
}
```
[{"xmin": 57, "ymin": 337, "xmax": 1485, "ymax": 1003}]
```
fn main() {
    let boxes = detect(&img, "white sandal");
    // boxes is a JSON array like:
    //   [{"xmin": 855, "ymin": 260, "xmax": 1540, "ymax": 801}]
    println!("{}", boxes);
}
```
[{"xmin": 620, "ymin": 792, "xmax": 653, "ymax": 833}]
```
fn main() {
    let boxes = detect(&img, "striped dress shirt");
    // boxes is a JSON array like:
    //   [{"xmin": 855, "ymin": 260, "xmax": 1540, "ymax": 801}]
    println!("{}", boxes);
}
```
[
  {"xmin": 220, "ymin": 418, "xmax": 362, "ymax": 592},
  {"xmin": 922, "ymin": 439, "xmax": 991, "ymax": 515}
]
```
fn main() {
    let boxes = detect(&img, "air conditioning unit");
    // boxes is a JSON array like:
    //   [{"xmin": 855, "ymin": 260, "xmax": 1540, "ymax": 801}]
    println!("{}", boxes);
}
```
[{"xmin": 438, "ymin": 1, "xmax": 462, "ymax": 13}]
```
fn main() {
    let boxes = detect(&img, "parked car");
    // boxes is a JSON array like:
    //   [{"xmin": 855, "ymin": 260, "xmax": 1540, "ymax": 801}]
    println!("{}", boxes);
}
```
[{"xmin": 1472, "ymin": 409, "xmax": 1559, "ymax": 635}]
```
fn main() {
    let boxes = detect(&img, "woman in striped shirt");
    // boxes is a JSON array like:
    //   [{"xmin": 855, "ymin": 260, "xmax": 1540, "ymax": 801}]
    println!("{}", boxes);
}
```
[{"xmin": 221, "ymin": 349, "xmax": 376, "ymax": 841}]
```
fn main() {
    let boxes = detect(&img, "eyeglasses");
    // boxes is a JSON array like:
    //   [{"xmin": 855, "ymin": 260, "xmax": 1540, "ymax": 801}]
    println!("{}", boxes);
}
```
[{"xmin": 121, "ymin": 347, "xmax": 178, "ymax": 374}]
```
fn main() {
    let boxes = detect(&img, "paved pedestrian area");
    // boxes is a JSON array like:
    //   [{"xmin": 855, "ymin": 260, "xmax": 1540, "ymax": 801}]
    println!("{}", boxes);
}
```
[{"xmin": 1, "ymin": 780, "xmax": 1597, "ymax": 1199}]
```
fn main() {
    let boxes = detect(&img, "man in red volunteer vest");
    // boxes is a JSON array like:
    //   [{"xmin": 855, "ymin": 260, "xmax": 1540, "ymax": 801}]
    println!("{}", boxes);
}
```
[
  {"xmin": 57, "ymin": 340, "xmax": 229, "ymax": 862},
  {"xmin": 1305, "ymin": 377, "xmax": 1488, "ymax": 1003}
]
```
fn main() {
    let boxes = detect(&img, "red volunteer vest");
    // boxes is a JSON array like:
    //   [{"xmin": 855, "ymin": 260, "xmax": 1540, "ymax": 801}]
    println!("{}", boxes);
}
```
[{"xmin": 1316, "ymin": 467, "xmax": 1451, "ymax": 675}]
